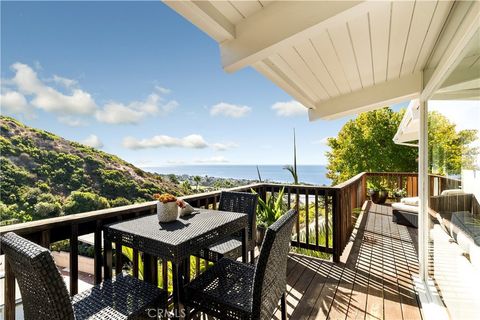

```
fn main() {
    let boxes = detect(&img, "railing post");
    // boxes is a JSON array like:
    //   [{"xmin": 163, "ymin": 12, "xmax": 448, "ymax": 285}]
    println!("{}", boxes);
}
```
[
  {"xmin": 115, "ymin": 216, "xmax": 124, "ymax": 276},
  {"xmin": 94, "ymin": 220, "xmax": 103, "ymax": 284},
  {"xmin": 41, "ymin": 230, "xmax": 50, "ymax": 248},
  {"xmin": 4, "ymin": 257, "xmax": 15, "ymax": 320},
  {"xmin": 332, "ymin": 189, "xmax": 341, "ymax": 263},
  {"xmin": 362, "ymin": 173, "xmax": 367, "ymax": 203},
  {"xmin": 70, "ymin": 224, "xmax": 79, "ymax": 296}
]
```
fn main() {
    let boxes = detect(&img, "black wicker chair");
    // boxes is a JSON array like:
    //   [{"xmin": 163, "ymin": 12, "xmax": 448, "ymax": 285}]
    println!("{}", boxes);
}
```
[
  {"xmin": 184, "ymin": 209, "xmax": 298, "ymax": 320},
  {"xmin": 0, "ymin": 232, "xmax": 167, "ymax": 320},
  {"xmin": 196, "ymin": 191, "xmax": 258, "ymax": 263}
]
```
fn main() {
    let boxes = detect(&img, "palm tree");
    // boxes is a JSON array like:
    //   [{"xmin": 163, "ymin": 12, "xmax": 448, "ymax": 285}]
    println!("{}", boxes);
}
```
[
  {"xmin": 180, "ymin": 180, "xmax": 191, "ymax": 194},
  {"xmin": 256, "ymin": 165, "xmax": 263, "ymax": 182},
  {"xmin": 193, "ymin": 175, "xmax": 202, "ymax": 191},
  {"xmin": 283, "ymin": 128, "xmax": 299, "ymax": 184}
]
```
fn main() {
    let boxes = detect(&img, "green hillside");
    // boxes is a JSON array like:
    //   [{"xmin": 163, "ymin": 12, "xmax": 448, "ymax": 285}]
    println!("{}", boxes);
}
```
[{"xmin": 0, "ymin": 116, "xmax": 182, "ymax": 225}]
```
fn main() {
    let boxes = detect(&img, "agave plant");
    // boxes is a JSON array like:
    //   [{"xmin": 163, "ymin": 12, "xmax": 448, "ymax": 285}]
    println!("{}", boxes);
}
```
[{"xmin": 252, "ymin": 187, "xmax": 285, "ymax": 228}]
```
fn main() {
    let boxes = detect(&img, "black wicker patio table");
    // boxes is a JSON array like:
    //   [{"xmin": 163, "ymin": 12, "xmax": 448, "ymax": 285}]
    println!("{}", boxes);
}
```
[{"xmin": 103, "ymin": 209, "xmax": 248, "ymax": 317}]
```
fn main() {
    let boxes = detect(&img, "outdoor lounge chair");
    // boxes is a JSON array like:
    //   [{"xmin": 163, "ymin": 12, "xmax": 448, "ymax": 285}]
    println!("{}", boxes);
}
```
[
  {"xmin": 184, "ymin": 208, "xmax": 298, "ymax": 320},
  {"xmin": 392, "ymin": 199, "xmax": 419, "ymax": 228},
  {"xmin": 196, "ymin": 191, "xmax": 258, "ymax": 263},
  {"xmin": 0, "ymin": 232, "xmax": 167, "ymax": 320}
]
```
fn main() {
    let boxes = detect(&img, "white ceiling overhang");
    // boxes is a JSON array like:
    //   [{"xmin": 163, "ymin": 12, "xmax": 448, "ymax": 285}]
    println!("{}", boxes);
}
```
[
  {"xmin": 393, "ymin": 99, "xmax": 420, "ymax": 147},
  {"xmin": 164, "ymin": 0, "xmax": 480, "ymax": 120}
]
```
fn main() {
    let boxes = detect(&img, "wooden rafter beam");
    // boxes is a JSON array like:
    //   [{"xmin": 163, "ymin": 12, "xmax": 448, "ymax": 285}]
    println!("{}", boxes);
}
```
[
  {"xmin": 309, "ymin": 72, "xmax": 422, "ymax": 120},
  {"xmin": 163, "ymin": 1, "xmax": 235, "ymax": 42},
  {"xmin": 220, "ymin": 1, "xmax": 374, "ymax": 73}
]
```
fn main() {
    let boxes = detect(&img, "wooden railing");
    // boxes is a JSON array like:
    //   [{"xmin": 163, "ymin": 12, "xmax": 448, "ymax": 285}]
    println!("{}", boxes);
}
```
[
  {"xmin": 365, "ymin": 172, "xmax": 461, "ymax": 197},
  {"xmin": 0, "ymin": 172, "xmax": 460, "ymax": 319}
]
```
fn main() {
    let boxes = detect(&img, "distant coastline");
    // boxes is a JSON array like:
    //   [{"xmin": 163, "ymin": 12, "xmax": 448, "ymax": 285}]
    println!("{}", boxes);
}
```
[{"xmin": 144, "ymin": 164, "xmax": 331, "ymax": 186}]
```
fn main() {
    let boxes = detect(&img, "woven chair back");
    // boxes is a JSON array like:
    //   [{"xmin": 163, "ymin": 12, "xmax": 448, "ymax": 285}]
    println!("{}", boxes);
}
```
[
  {"xmin": 218, "ymin": 191, "xmax": 258, "ymax": 243},
  {"xmin": 252, "ymin": 209, "xmax": 298, "ymax": 319},
  {"xmin": 1, "ymin": 232, "xmax": 74, "ymax": 320}
]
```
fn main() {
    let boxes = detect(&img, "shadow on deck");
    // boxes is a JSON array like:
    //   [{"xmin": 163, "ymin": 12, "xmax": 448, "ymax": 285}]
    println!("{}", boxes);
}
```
[{"xmin": 275, "ymin": 202, "xmax": 422, "ymax": 320}]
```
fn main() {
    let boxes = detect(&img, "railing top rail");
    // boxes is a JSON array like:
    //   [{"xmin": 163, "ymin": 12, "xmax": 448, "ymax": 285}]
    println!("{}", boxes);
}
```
[
  {"xmin": 333, "ymin": 172, "xmax": 366, "ymax": 189},
  {"xmin": 180, "ymin": 183, "xmax": 264, "ymax": 201},
  {"xmin": 365, "ymin": 171, "xmax": 418, "ymax": 176},
  {"xmin": 258, "ymin": 182, "xmax": 338, "ymax": 190},
  {"xmin": 365, "ymin": 171, "xmax": 461, "ymax": 182},
  {"xmin": 1, "ymin": 172, "xmax": 458, "ymax": 236},
  {"xmin": 0, "ymin": 201, "xmax": 158, "ymax": 235}
]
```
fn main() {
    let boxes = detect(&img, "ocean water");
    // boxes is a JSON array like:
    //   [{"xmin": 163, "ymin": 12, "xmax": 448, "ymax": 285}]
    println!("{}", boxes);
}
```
[{"xmin": 145, "ymin": 165, "xmax": 331, "ymax": 186}]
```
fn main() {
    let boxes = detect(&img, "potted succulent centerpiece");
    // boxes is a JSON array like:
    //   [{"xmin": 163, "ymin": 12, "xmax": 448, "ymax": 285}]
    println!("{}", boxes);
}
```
[
  {"xmin": 392, "ymin": 188, "xmax": 407, "ymax": 202},
  {"xmin": 367, "ymin": 180, "xmax": 388, "ymax": 204},
  {"xmin": 253, "ymin": 187, "xmax": 285, "ymax": 246},
  {"xmin": 153, "ymin": 193, "xmax": 182, "ymax": 222}
]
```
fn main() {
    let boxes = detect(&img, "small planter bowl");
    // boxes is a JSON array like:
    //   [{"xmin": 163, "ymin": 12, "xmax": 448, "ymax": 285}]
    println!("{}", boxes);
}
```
[
  {"xmin": 157, "ymin": 201, "xmax": 178, "ymax": 222},
  {"xmin": 368, "ymin": 190, "xmax": 388, "ymax": 204}
]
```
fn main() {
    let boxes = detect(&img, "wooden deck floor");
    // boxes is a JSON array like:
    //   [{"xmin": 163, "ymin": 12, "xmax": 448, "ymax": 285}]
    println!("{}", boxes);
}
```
[{"xmin": 274, "ymin": 202, "xmax": 422, "ymax": 320}]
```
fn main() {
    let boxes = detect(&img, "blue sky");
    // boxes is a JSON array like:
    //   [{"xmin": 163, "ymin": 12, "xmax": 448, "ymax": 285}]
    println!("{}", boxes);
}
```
[{"xmin": 1, "ymin": 1, "xmax": 407, "ymax": 166}]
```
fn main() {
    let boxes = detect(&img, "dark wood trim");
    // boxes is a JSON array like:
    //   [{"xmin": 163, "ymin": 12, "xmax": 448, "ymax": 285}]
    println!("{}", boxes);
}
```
[
  {"xmin": 290, "ymin": 241, "xmax": 334, "ymax": 253},
  {"xmin": 69, "ymin": 224, "xmax": 79, "ymax": 296},
  {"xmin": 94, "ymin": 220, "xmax": 103, "ymax": 285},
  {"xmin": 4, "ymin": 258, "xmax": 15, "ymax": 320},
  {"xmin": 103, "ymin": 235, "xmax": 113, "ymax": 280}
]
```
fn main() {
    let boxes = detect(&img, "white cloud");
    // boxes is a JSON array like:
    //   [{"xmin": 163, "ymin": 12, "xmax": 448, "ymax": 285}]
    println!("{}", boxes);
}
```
[
  {"xmin": 210, "ymin": 102, "xmax": 251, "ymax": 118},
  {"xmin": 154, "ymin": 85, "xmax": 171, "ymax": 95},
  {"xmin": 58, "ymin": 116, "xmax": 87, "ymax": 127},
  {"xmin": 212, "ymin": 142, "xmax": 238, "ymax": 151},
  {"xmin": 95, "ymin": 88, "xmax": 179, "ymax": 124},
  {"xmin": 3, "ymin": 62, "xmax": 179, "ymax": 126},
  {"xmin": 11, "ymin": 62, "xmax": 97, "ymax": 115},
  {"xmin": 312, "ymin": 137, "xmax": 332, "ymax": 145},
  {"xmin": 271, "ymin": 100, "xmax": 307, "ymax": 117},
  {"xmin": 95, "ymin": 102, "xmax": 146, "ymax": 124},
  {"xmin": 81, "ymin": 134, "xmax": 104, "ymax": 149},
  {"xmin": 194, "ymin": 156, "xmax": 229, "ymax": 163},
  {"xmin": 52, "ymin": 75, "xmax": 78, "ymax": 88},
  {"xmin": 0, "ymin": 89, "xmax": 33, "ymax": 116},
  {"xmin": 123, "ymin": 134, "xmax": 208, "ymax": 150}
]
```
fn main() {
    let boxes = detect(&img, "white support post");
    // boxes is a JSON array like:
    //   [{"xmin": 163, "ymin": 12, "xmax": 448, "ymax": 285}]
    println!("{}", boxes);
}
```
[{"xmin": 418, "ymin": 99, "xmax": 429, "ymax": 281}]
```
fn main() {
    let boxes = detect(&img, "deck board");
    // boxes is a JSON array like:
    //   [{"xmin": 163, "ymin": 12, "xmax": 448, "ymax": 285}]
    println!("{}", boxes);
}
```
[{"xmin": 276, "ymin": 202, "xmax": 422, "ymax": 320}]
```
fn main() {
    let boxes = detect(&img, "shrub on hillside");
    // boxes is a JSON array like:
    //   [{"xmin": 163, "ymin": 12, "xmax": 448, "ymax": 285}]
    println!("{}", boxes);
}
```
[{"xmin": 64, "ymin": 191, "xmax": 110, "ymax": 215}]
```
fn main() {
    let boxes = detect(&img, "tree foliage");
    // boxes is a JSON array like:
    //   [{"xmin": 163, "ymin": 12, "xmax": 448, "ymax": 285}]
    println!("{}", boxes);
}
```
[
  {"xmin": 428, "ymin": 111, "xmax": 478, "ymax": 175},
  {"xmin": 326, "ymin": 107, "xmax": 478, "ymax": 184},
  {"xmin": 326, "ymin": 108, "xmax": 417, "ymax": 184}
]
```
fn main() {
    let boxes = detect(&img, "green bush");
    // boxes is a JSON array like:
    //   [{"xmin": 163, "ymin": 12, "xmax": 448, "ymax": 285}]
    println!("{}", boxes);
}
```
[
  {"xmin": 110, "ymin": 197, "xmax": 132, "ymax": 207},
  {"xmin": 34, "ymin": 202, "xmax": 62, "ymax": 218},
  {"xmin": 64, "ymin": 191, "xmax": 110, "ymax": 215},
  {"xmin": 0, "ymin": 158, "xmax": 33, "ymax": 204}
]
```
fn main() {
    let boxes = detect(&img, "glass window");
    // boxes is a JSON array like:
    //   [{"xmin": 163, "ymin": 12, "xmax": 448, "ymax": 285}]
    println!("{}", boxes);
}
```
[{"xmin": 427, "ymin": 32, "xmax": 480, "ymax": 319}]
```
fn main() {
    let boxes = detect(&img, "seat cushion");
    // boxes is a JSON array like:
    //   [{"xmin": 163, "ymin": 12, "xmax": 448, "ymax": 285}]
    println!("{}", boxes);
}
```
[
  {"xmin": 198, "ymin": 235, "xmax": 255, "ymax": 261},
  {"xmin": 205, "ymin": 236, "xmax": 242, "ymax": 259},
  {"xmin": 400, "ymin": 197, "xmax": 419, "ymax": 206},
  {"xmin": 392, "ymin": 202, "xmax": 419, "ymax": 213},
  {"xmin": 72, "ymin": 274, "xmax": 167, "ymax": 320},
  {"xmin": 441, "ymin": 189, "xmax": 464, "ymax": 196},
  {"xmin": 184, "ymin": 258, "xmax": 254, "ymax": 319}
]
